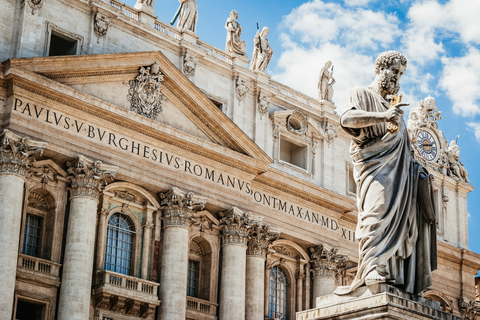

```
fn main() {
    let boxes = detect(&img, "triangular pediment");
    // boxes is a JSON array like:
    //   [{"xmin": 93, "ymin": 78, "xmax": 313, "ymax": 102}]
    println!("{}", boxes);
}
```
[{"xmin": 4, "ymin": 51, "xmax": 271, "ymax": 165}]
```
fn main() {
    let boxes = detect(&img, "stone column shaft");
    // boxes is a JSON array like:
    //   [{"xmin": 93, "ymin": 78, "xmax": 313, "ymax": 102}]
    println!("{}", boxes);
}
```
[
  {"xmin": 141, "ymin": 221, "xmax": 153, "ymax": 280},
  {"xmin": 246, "ymin": 256, "xmax": 265, "ymax": 320},
  {"xmin": 0, "ymin": 130, "xmax": 46, "ymax": 320},
  {"xmin": 220, "ymin": 244, "xmax": 247, "ymax": 320},
  {"xmin": 58, "ymin": 155, "xmax": 117, "ymax": 320},
  {"xmin": 296, "ymin": 272, "xmax": 305, "ymax": 312},
  {"xmin": 95, "ymin": 209, "xmax": 108, "ymax": 270},
  {"xmin": 158, "ymin": 188, "xmax": 205, "ymax": 320}
]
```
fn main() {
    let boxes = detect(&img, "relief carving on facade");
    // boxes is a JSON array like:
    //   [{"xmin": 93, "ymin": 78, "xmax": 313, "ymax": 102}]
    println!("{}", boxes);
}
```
[
  {"xmin": 311, "ymin": 139, "xmax": 317, "ymax": 176},
  {"xmin": 286, "ymin": 110, "xmax": 308, "ymax": 135},
  {"xmin": 272, "ymin": 124, "xmax": 280, "ymax": 161},
  {"xmin": 183, "ymin": 54, "xmax": 198, "ymax": 76},
  {"xmin": 219, "ymin": 207, "xmax": 258, "ymax": 246},
  {"xmin": 257, "ymin": 92, "xmax": 270, "ymax": 117},
  {"xmin": 30, "ymin": 165, "xmax": 57, "ymax": 187},
  {"xmin": 23, "ymin": 0, "xmax": 44, "ymax": 15},
  {"xmin": 66, "ymin": 155, "xmax": 117, "ymax": 199},
  {"xmin": 160, "ymin": 187, "xmax": 206, "ymax": 228},
  {"xmin": 246, "ymin": 224, "xmax": 281, "ymax": 257},
  {"xmin": 127, "ymin": 62, "xmax": 166, "ymax": 120},
  {"xmin": 0, "ymin": 129, "xmax": 47, "ymax": 177},
  {"xmin": 114, "ymin": 190, "xmax": 137, "ymax": 203},
  {"xmin": 325, "ymin": 123, "xmax": 338, "ymax": 143},
  {"xmin": 27, "ymin": 191, "xmax": 48, "ymax": 211},
  {"xmin": 94, "ymin": 12, "xmax": 111, "ymax": 39},
  {"xmin": 235, "ymin": 79, "xmax": 250, "ymax": 101},
  {"xmin": 272, "ymin": 245, "xmax": 292, "ymax": 257},
  {"xmin": 309, "ymin": 244, "xmax": 348, "ymax": 279},
  {"xmin": 459, "ymin": 297, "xmax": 480, "ymax": 320}
]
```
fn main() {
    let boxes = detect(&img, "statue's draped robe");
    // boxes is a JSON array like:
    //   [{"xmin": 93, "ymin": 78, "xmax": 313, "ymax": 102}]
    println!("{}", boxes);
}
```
[
  {"xmin": 225, "ymin": 18, "xmax": 246, "ymax": 55},
  {"xmin": 335, "ymin": 86, "xmax": 437, "ymax": 295},
  {"xmin": 250, "ymin": 35, "xmax": 273, "ymax": 72},
  {"xmin": 318, "ymin": 67, "xmax": 332, "ymax": 100},
  {"xmin": 177, "ymin": 0, "xmax": 197, "ymax": 32}
]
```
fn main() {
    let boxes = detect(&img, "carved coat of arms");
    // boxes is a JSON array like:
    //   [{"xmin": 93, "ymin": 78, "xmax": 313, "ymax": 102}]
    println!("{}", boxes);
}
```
[{"xmin": 127, "ymin": 62, "xmax": 165, "ymax": 120}]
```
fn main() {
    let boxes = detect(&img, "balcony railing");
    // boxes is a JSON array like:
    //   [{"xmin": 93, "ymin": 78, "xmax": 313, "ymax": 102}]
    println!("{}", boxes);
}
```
[
  {"xmin": 196, "ymin": 40, "xmax": 233, "ymax": 66},
  {"xmin": 154, "ymin": 19, "xmax": 182, "ymax": 41},
  {"xmin": 17, "ymin": 254, "xmax": 61, "ymax": 278},
  {"xmin": 186, "ymin": 296, "xmax": 218, "ymax": 316},
  {"xmin": 110, "ymin": 0, "xmax": 139, "ymax": 20},
  {"xmin": 269, "ymin": 79, "xmax": 327, "ymax": 110},
  {"xmin": 96, "ymin": 270, "xmax": 159, "ymax": 300}
]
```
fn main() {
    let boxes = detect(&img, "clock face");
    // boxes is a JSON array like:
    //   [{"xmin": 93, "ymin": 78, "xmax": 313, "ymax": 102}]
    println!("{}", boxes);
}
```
[{"xmin": 416, "ymin": 130, "xmax": 438, "ymax": 162}]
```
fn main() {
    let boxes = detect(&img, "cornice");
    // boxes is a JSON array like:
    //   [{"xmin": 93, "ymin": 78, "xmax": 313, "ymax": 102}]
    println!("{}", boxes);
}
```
[
  {"xmin": 8, "ymin": 75, "xmax": 266, "ymax": 176},
  {"xmin": 41, "ymin": 67, "xmax": 139, "ymax": 80}
]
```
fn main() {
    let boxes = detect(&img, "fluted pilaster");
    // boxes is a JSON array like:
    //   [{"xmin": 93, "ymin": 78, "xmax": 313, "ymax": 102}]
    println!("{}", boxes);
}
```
[{"xmin": 0, "ymin": 130, "xmax": 46, "ymax": 320}]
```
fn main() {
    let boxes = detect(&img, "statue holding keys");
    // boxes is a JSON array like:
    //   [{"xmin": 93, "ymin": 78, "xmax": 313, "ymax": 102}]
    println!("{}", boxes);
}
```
[{"xmin": 335, "ymin": 51, "xmax": 437, "ymax": 295}]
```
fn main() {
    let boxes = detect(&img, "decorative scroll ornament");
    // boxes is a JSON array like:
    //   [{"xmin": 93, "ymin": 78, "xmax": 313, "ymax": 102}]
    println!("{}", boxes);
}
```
[
  {"xmin": 66, "ymin": 155, "xmax": 117, "ymax": 199},
  {"xmin": 0, "ymin": 130, "xmax": 47, "ymax": 176},
  {"xmin": 311, "ymin": 139, "xmax": 318, "ymax": 176},
  {"xmin": 286, "ymin": 110, "xmax": 308, "ymax": 135},
  {"xmin": 183, "ymin": 54, "xmax": 198, "ymax": 76},
  {"xmin": 309, "ymin": 244, "xmax": 348, "ymax": 278},
  {"xmin": 114, "ymin": 190, "xmax": 137, "ymax": 203},
  {"xmin": 94, "ymin": 12, "xmax": 111, "ymax": 39},
  {"xmin": 246, "ymin": 224, "xmax": 281, "ymax": 257},
  {"xmin": 160, "ymin": 187, "xmax": 206, "ymax": 228},
  {"xmin": 23, "ymin": 0, "xmax": 44, "ymax": 15},
  {"xmin": 127, "ymin": 62, "xmax": 165, "ymax": 120},
  {"xmin": 219, "ymin": 207, "xmax": 258, "ymax": 246},
  {"xmin": 257, "ymin": 93, "xmax": 270, "ymax": 117},
  {"xmin": 272, "ymin": 245, "xmax": 291, "ymax": 257},
  {"xmin": 30, "ymin": 165, "xmax": 56, "ymax": 187},
  {"xmin": 459, "ymin": 297, "xmax": 480, "ymax": 320},
  {"xmin": 325, "ymin": 123, "xmax": 338, "ymax": 143},
  {"xmin": 28, "ymin": 192, "xmax": 48, "ymax": 211},
  {"xmin": 236, "ymin": 79, "xmax": 250, "ymax": 101}
]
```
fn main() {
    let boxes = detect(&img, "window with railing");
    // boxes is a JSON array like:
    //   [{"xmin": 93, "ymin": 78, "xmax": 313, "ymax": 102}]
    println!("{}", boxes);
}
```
[
  {"xmin": 22, "ymin": 214, "xmax": 42, "ymax": 257},
  {"xmin": 105, "ymin": 213, "xmax": 135, "ymax": 275},
  {"xmin": 187, "ymin": 260, "xmax": 200, "ymax": 297},
  {"xmin": 269, "ymin": 266, "xmax": 288, "ymax": 320}
]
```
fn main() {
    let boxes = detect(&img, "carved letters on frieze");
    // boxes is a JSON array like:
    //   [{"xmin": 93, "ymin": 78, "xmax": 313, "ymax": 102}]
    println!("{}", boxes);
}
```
[{"xmin": 126, "ymin": 62, "xmax": 166, "ymax": 120}]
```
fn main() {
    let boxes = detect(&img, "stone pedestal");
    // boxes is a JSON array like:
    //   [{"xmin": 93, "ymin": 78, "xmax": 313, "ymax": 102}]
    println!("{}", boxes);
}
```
[
  {"xmin": 58, "ymin": 156, "xmax": 117, "ymax": 320},
  {"xmin": 296, "ymin": 284, "xmax": 461, "ymax": 320},
  {"xmin": 158, "ymin": 188, "xmax": 205, "ymax": 320},
  {"xmin": 0, "ymin": 130, "xmax": 46, "ymax": 320}
]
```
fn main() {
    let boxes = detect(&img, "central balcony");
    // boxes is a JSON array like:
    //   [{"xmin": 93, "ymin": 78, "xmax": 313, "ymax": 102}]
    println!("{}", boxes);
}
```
[{"xmin": 93, "ymin": 270, "xmax": 160, "ymax": 318}]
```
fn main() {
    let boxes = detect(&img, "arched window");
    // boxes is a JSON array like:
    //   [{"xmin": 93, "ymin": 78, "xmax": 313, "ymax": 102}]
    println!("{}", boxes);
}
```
[
  {"xmin": 269, "ymin": 266, "xmax": 288, "ymax": 320},
  {"xmin": 104, "ymin": 213, "xmax": 135, "ymax": 275}
]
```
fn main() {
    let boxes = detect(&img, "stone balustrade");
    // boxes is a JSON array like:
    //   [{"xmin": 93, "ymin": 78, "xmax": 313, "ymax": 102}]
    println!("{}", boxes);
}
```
[
  {"xmin": 109, "ymin": 0, "xmax": 139, "ymax": 20},
  {"xmin": 95, "ymin": 270, "xmax": 159, "ymax": 300},
  {"xmin": 186, "ymin": 296, "xmax": 218, "ymax": 316},
  {"xmin": 196, "ymin": 40, "xmax": 234, "ymax": 65},
  {"xmin": 17, "ymin": 254, "xmax": 61, "ymax": 278},
  {"xmin": 154, "ymin": 19, "xmax": 182, "ymax": 40},
  {"xmin": 269, "ymin": 79, "xmax": 329, "ymax": 111}
]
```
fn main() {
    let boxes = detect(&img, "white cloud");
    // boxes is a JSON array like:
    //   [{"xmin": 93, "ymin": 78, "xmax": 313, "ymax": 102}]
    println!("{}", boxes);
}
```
[
  {"xmin": 272, "ymin": 41, "xmax": 374, "ymax": 113},
  {"xmin": 467, "ymin": 122, "xmax": 480, "ymax": 142},
  {"xmin": 440, "ymin": 48, "xmax": 480, "ymax": 116},
  {"xmin": 283, "ymin": 0, "xmax": 401, "ymax": 50},
  {"xmin": 343, "ymin": 0, "xmax": 373, "ymax": 6}
]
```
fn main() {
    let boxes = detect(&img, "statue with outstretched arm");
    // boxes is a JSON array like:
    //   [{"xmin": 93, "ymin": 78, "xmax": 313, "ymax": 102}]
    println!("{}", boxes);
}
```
[{"xmin": 335, "ymin": 51, "xmax": 437, "ymax": 296}]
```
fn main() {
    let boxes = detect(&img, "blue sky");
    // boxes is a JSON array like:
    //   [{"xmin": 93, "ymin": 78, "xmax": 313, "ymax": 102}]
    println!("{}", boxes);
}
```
[{"xmin": 127, "ymin": 0, "xmax": 480, "ymax": 257}]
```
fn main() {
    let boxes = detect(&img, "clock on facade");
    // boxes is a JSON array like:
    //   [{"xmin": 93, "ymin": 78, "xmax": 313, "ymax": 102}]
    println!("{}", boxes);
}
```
[{"xmin": 416, "ymin": 130, "xmax": 438, "ymax": 162}]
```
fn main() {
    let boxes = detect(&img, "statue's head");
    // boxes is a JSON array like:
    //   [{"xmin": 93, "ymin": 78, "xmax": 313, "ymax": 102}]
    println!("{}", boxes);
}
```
[
  {"xmin": 230, "ymin": 10, "xmax": 238, "ymax": 19},
  {"xmin": 325, "ymin": 61, "xmax": 332, "ymax": 68},
  {"xmin": 374, "ymin": 51, "xmax": 407, "ymax": 95},
  {"xmin": 261, "ymin": 27, "xmax": 269, "ymax": 37}
]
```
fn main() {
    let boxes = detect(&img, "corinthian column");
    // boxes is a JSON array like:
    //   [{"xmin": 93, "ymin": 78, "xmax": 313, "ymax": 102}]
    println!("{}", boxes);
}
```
[
  {"xmin": 310, "ymin": 244, "xmax": 347, "ymax": 307},
  {"xmin": 58, "ymin": 156, "xmax": 117, "ymax": 320},
  {"xmin": 246, "ymin": 224, "xmax": 280, "ymax": 320},
  {"xmin": 158, "ymin": 188, "xmax": 205, "ymax": 320},
  {"xmin": 0, "ymin": 130, "xmax": 46, "ymax": 320},
  {"xmin": 219, "ymin": 208, "xmax": 257, "ymax": 320}
]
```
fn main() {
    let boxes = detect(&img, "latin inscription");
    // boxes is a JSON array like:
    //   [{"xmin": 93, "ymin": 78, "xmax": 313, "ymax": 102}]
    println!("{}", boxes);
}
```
[{"xmin": 13, "ymin": 98, "xmax": 356, "ymax": 242}]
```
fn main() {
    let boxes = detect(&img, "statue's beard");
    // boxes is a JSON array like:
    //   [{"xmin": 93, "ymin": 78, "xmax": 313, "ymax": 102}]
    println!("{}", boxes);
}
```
[{"xmin": 379, "ymin": 72, "xmax": 400, "ymax": 95}]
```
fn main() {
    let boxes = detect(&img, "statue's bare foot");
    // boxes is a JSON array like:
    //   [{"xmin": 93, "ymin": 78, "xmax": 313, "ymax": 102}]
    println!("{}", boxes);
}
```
[{"xmin": 365, "ymin": 269, "xmax": 386, "ymax": 285}]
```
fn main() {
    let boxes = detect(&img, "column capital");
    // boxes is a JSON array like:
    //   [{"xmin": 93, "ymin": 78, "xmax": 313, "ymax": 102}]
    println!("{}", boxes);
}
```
[
  {"xmin": 0, "ymin": 130, "xmax": 47, "ymax": 177},
  {"xmin": 160, "ymin": 187, "xmax": 206, "ymax": 228},
  {"xmin": 309, "ymin": 244, "xmax": 348, "ymax": 279},
  {"xmin": 459, "ymin": 297, "xmax": 480, "ymax": 320},
  {"xmin": 66, "ymin": 155, "xmax": 117, "ymax": 199},
  {"xmin": 296, "ymin": 272, "xmax": 306, "ymax": 281},
  {"xmin": 246, "ymin": 224, "xmax": 280, "ymax": 257},
  {"xmin": 219, "ymin": 207, "xmax": 259, "ymax": 247}
]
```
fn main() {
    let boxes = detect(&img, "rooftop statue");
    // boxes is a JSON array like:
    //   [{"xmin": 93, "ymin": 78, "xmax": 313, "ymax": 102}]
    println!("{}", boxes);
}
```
[
  {"xmin": 250, "ymin": 26, "xmax": 273, "ymax": 72},
  {"xmin": 175, "ymin": 0, "xmax": 198, "ymax": 33},
  {"xmin": 318, "ymin": 61, "xmax": 334, "ymax": 101},
  {"xmin": 335, "ymin": 51, "xmax": 437, "ymax": 295},
  {"xmin": 225, "ymin": 10, "xmax": 246, "ymax": 56}
]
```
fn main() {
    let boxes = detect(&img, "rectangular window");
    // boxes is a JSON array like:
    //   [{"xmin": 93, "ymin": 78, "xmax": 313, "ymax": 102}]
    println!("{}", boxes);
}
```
[
  {"xmin": 280, "ymin": 139, "xmax": 307, "ymax": 169},
  {"xmin": 15, "ymin": 299, "xmax": 45, "ymax": 320},
  {"xmin": 22, "ymin": 214, "xmax": 42, "ymax": 257},
  {"xmin": 187, "ymin": 260, "xmax": 200, "ymax": 297},
  {"xmin": 49, "ymin": 32, "xmax": 78, "ymax": 56}
]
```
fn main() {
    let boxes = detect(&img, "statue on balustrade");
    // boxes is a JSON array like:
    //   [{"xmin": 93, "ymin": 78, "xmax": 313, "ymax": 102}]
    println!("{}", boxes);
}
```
[
  {"xmin": 250, "ymin": 26, "xmax": 273, "ymax": 72},
  {"xmin": 176, "ymin": 0, "xmax": 197, "ymax": 33},
  {"xmin": 335, "ymin": 51, "xmax": 437, "ymax": 296},
  {"xmin": 318, "ymin": 61, "xmax": 334, "ymax": 101},
  {"xmin": 225, "ymin": 10, "xmax": 246, "ymax": 56}
]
